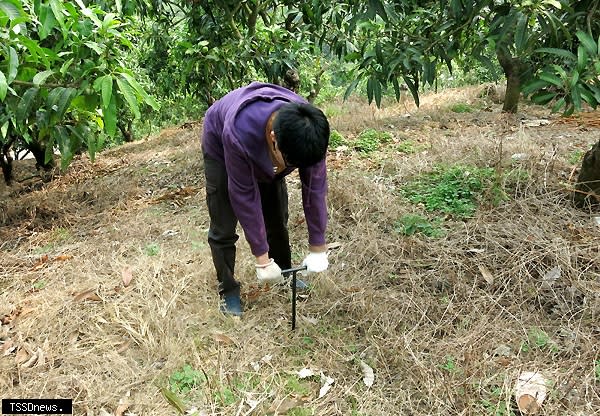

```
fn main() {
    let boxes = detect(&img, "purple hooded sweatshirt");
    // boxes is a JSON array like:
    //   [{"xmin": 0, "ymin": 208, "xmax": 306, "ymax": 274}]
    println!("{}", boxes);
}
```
[{"xmin": 201, "ymin": 82, "xmax": 328, "ymax": 257}]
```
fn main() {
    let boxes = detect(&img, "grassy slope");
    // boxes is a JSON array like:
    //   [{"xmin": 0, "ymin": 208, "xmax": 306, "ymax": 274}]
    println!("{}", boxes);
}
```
[{"xmin": 1, "ymin": 86, "xmax": 599, "ymax": 415}]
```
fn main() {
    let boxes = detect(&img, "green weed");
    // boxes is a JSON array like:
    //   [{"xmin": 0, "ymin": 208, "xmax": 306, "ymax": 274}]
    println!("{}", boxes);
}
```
[
  {"xmin": 289, "ymin": 409, "xmax": 314, "ymax": 416},
  {"xmin": 169, "ymin": 364, "xmax": 205, "ymax": 394},
  {"xmin": 215, "ymin": 386, "xmax": 237, "ymax": 407},
  {"xmin": 52, "ymin": 227, "xmax": 72, "ymax": 242},
  {"xmin": 145, "ymin": 243, "xmax": 160, "ymax": 256},
  {"xmin": 595, "ymin": 360, "xmax": 600, "ymax": 381},
  {"xmin": 32, "ymin": 280, "xmax": 47, "ymax": 290},
  {"xmin": 450, "ymin": 102, "xmax": 474, "ymax": 113},
  {"xmin": 324, "ymin": 104, "xmax": 344, "ymax": 119},
  {"xmin": 34, "ymin": 243, "xmax": 55, "ymax": 254},
  {"xmin": 394, "ymin": 214, "xmax": 444, "ymax": 237},
  {"xmin": 191, "ymin": 241, "xmax": 206, "ymax": 250},
  {"xmin": 521, "ymin": 327, "xmax": 559, "ymax": 353},
  {"xmin": 302, "ymin": 336, "xmax": 315, "ymax": 347},
  {"xmin": 396, "ymin": 140, "xmax": 428, "ymax": 154},
  {"xmin": 329, "ymin": 130, "xmax": 346, "ymax": 149},
  {"xmin": 567, "ymin": 149, "xmax": 584, "ymax": 165},
  {"xmin": 481, "ymin": 399, "xmax": 515, "ymax": 416},
  {"xmin": 34, "ymin": 228, "xmax": 72, "ymax": 254},
  {"xmin": 440, "ymin": 355, "xmax": 459, "ymax": 373},
  {"xmin": 285, "ymin": 376, "xmax": 312, "ymax": 396},
  {"xmin": 353, "ymin": 128, "xmax": 392, "ymax": 154},
  {"xmin": 479, "ymin": 385, "xmax": 516, "ymax": 416},
  {"xmin": 400, "ymin": 165, "xmax": 500, "ymax": 217}
]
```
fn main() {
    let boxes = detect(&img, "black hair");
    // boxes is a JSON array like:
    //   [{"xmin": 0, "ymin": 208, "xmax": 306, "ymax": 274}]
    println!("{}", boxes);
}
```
[{"xmin": 273, "ymin": 102, "xmax": 330, "ymax": 168}]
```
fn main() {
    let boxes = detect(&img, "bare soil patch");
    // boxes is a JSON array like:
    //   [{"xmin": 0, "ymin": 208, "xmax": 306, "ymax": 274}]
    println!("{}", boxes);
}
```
[{"xmin": 1, "ymin": 86, "xmax": 599, "ymax": 415}]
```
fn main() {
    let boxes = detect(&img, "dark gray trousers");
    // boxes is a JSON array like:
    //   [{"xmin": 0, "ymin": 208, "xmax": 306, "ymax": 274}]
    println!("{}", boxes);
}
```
[{"xmin": 203, "ymin": 154, "xmax": 292, "ymax": 297}]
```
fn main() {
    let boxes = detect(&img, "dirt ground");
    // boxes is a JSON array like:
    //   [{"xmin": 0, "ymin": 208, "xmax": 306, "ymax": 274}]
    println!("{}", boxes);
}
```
[{"xmin": 1, "ymin": 85, "xmax": 599, "ymax": 416}]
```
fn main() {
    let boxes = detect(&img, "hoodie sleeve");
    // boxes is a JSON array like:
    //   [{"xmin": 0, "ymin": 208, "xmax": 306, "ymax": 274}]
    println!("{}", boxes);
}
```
[
  {"xmin": 222, "ymin": 133, "xmax": 269, "ymax": 257},
  {"xmin": 299, "ymin": 159, "xmax": 328, "ymax": 247}
]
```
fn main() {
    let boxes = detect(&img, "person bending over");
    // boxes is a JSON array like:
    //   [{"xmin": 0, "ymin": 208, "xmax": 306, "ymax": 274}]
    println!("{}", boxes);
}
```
[{"xmin": 201, "ymin": 81, "xmax": 330, "ymax": 316}]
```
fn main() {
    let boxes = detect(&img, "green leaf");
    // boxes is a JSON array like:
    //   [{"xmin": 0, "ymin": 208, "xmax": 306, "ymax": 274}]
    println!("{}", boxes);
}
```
[
  {"xmin": 535, "ymin": 47, "xmax": 576, "ymax": 60},
  {"xmin": 119, "ymin": 73, "xmax": 159, "ymax": 110},
  {"xmin": 33, "ymin": 70, "xmax": 54, "ymax": 86},
  {"xmin": 7, "ymin": 46, "xmax": 18, "ymax": 83},
  {"xmin": 579, "ymin": 87, "xmax": 597, "ymax": 107},
  {"xmin": 392, "ymin": 77, "xmax": 401, "ymax": 101},
  {"xmin": 367, "ymin": 77, "xmax": 374, "ymax": 104},
  {"xmin": 1, "ymin": 121, "xmax": 8, "ymax": 139},
  {"xmin": 0, "ymin": 0, "xmax": 22, "ymax": 20},
  {"xmin": 545, "ymin": 0, "xmax": 562, "ymax": 8},
  {"xmin": 99, "ymin": 75, "xmax": 113, "ymax": 110},
  {"xmin": 60, "ymin": 58, "xmax": 74, "ymax": 75},
  {"xmin": 576, "ymin": 30, "xmax": 597, "ymax": 56},
  {"xmin": 52, "ymin": 125, "xmax": 73, "ymax": 170},
  {"xmin": 0, "ymin": 71, "xmax": 7, "ymax": 101},
  {"xmin": 38, "ymin": 4, "xmax": 57, "ymax": 40},
  {"xmin": 539, "ymin": 72, "xmax": 563, "ymax": 87},
  {"xmin": 44, "ymin": 134, "xmax": 55, "ymax": 164},
  {"xmin": 551, "ymin": 64, "xmax": 567, "ymax": 79},
  {"xmin": 49, "ymin": 0, "xmax": 65, "ymax": 30},
  {"xmin": 104, "ymin": 90, "xmax": 117, "ymax": 137},
  {"xmin": 84, "ymin": 41, "xmax": 104, "ymax": 55},
  {"xmin": 160, "ymin": 387, "xmax": 186, "ymax": 414},
  {"xmin": 344, "ymin": 79, "xmax": 359, "ymax": 101},
  {"xmin": 369, "ymin": 0, "xmax": 387, "ymax": 21},
  {"xmin": 9, "ymin": 15, "xmax": 28, "ymax": 34},
  {"xmin": 522, "ymin": 79, "xmax": 549, "ymax": 95},
  {"xmin": 52, "ymin": 88, "xmax": 76, "ymax": 123},
  {"xmin": 20, "ymin": 38, "xmax": 50, "ymax": 67},
  {"xmin": 564, "ymin": 103, "xmax": 575, "ymax": 116},
  {"xmin": 551, "ymin": 97, "xmax": 565, "ymax": 113},
  {"xmin": 16, "ymin": 87, "xmax": 40, "ymax": 123},
  {"xmin": 515, "ymin": 13, "xmax": 528, "ymax": 53},
  {"xmin": 531, "ymin": 92, "xmax": 556, "ymax": 105},
  {"xmin": 577, "ymin": 46, "xmax": 588, "ymax": 71},
  {"xmin": 450, "ymin": 0, "xmax": 461, "ymax": 17},
  {"xmin": 423, "ymin": 59, "xmax": 436, "ymax": 86},
  {"xmin": 101, "ymin": 12, "xmax": 118, "ymax": 31},
  {"xmin": 572, "ymin": 85, "xmax": 582, "ymax": 110},
  {"xmin": 69, "ymin": 124, "xmax": 95, "ymax": 161},
  {"xmin": 116, "ymin": 77, "xmax": 140, "ymax": 118},
  {"xmin": 569, "ymin": 69, "xmax": 580, "ymax": 89},
  {"xmin": 375, "ymin": 41, "xmax": 383, "ymax": 64},
  {"xmin": 403, "ymin": 76, "xmax": 420, "ymax": 107},
  {"xmin": 373, "ymin": 78, "xmax": 382, "ymax": 108}
]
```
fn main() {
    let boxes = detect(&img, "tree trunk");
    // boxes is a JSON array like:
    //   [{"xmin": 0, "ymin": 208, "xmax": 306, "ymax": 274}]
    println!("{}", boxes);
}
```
[
  {"xmin": 118, "ymin": 120, "xmax": 134, "ymax": 143},
  {"xmin": 25, "ymin": 139, "xmax": 55, "ymax": 171},
  {"xmin": 1, "ymin": 136, "xmax": 15, "ymax": 185},
  {"xmin": 307, "ymin": 66, "xmax": 326, "ymax": 103},
  {"xmin": 496, "ymin": 48, "xmax": 523, "ymax": 113},
  {"xmin": 573, "ymin": 140, "xmax": 600, "ymax": 207},
  {"xmin": 1, "ymin": 151, "xmax": 13, "ymax": 185}
]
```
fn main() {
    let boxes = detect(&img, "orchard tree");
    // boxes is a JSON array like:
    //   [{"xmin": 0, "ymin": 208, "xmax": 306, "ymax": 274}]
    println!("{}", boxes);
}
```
[
  {"xmin": 129, "ymin": 0, "xmax": 335, "ymax": 105},
  {"xmin": 328, "ymin": 0, "xmax": 599, "ymax": 114},
  {"xmin": 0, "ymin": 0, "xmax": 158, "ymax": 185}
]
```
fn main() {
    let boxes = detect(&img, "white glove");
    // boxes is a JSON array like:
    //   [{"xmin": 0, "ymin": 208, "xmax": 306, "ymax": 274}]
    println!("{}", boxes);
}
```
[
  {"xmin": 302, "ymin": 251, "xmax": 329, "ymax": 274},
  {"xmin": 256, "ymin": 259, "xmax": 283, "ymax": 284}
]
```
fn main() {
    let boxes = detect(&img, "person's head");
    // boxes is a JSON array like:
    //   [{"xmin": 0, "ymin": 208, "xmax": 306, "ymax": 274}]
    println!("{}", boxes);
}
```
[{"xmin": 272, "ymin": 102, "xmax": 329, "ymax": 168}]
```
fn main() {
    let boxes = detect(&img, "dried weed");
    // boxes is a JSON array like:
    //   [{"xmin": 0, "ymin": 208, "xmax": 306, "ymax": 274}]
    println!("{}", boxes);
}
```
[{"xmin": 1, "ymin": 89, "xmax": 599, "ymax": 415}]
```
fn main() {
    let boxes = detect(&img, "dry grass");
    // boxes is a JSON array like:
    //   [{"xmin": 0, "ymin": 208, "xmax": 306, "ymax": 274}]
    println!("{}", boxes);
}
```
[{"xmin": 1, "ymin": 86, "xmax": 599, "ymax": 416}]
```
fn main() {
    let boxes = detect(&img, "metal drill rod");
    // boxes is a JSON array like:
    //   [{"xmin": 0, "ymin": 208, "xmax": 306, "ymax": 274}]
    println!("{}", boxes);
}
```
[{"xmin": 281, "ymin": 265, "xmax": 307, "ymax": 330}]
